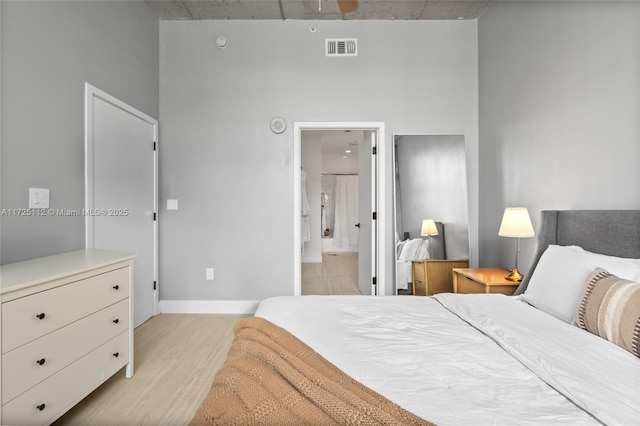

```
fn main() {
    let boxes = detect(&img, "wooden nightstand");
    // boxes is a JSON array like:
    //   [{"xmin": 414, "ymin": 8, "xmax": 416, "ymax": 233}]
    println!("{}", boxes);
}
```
[
  {"xmin": 452, "ymin": 268, "xmax": 520, "ymax": 295},
  {"xmin": 411, "ymin": 259, "xmax": 469, "ymax": 296}
]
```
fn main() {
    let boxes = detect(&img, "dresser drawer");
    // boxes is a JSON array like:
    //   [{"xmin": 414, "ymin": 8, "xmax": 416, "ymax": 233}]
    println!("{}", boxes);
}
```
[
  {"xmin": 412, "ymin": 263, "xmax": 425, "ymax": 281},
  {"xmin": 414, "ymin": 279, "xmax": 426, "ymax": 296},
  {"xmin": 455, "ymin": 274, "xmax": 485, "ymax": 294},
  {"xmin": 2, "ymin": 299, "xmax": 129, "ymax": 404},
  {"xmin": 2, "ymin": 267, "xmax": 129, "ymax": 353},
  {"xmin": 2, "ymin": 331, "xmax": 129, "ymax": 426}
]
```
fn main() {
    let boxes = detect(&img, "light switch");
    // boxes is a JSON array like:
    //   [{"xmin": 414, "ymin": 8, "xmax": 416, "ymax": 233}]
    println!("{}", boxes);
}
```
[
  {"xmin": 167, "ymin": 199, "xmax": 178, "ymax": 210},
  {"xmin": 29, "ymin": 188, "xmax": 50, "ymax": 209}
]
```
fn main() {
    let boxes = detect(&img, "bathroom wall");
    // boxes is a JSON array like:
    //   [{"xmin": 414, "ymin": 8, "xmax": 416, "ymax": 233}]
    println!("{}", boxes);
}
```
[{"xmin": 301, "ymin": 133, "xmax": 322, "ymax": 263}]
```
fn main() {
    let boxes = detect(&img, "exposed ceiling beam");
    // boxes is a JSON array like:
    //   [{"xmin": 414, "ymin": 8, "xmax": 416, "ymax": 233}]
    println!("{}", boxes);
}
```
[{"xmin": 144, "ymin": 0, "xmax": 491, "ymax": 21}]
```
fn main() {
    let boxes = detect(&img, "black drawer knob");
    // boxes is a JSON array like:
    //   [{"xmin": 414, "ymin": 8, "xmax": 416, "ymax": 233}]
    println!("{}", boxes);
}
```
[
  {"xmin": 113, "ymin": 318, "xmax": 119, "ymax": 324},
  {"xmin": 112, "ymin": 285, "xmax": 119, "ymax": 290},
  {"xmin": 36, "ymin": 403, "xmax": 46, "ymax": 411},
  {"xmin": 36, "ymin": 313, "xmax": 46, "ymax": 320},
  {"xmin": 36, "ymin": 358, "xmax": 46, "ymax": 366},
  {"xmin": 113, "ymin": 352, "xmax": 119, "ymax": 358}
]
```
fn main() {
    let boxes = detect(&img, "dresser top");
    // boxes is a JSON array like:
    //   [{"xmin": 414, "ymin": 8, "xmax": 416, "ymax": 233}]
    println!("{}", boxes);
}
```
[{"xmin": 0, "ymin": 249, "xmax": 136, "ymax": 294}]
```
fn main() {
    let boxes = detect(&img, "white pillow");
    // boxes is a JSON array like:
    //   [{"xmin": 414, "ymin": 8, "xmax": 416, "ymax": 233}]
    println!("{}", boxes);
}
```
[
  {"xmin": 399, "ymin": 239, "xmax": 427, "ymax": 261},
  {"xmin": 396, "ymin": 240, "xmax": 408, "ymax": 260},
  {"xmin": 522, "ymin": 245, "xmax": 640, "ymax": 323},
  {"xmin": 415, "ymin": 239, "xmax": 429, "ymax": 260}
]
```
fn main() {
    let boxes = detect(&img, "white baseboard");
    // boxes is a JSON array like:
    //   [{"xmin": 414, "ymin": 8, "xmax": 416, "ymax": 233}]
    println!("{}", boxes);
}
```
[
  {"xmin": 301, "ymin": 254, "xmax": 323, "ymax": 263},
  {"xmin": 322, "ymin": 248, "xmax": 357, "ymax": 253},
  {"xmin": 159, "ymin": 300, "xmax": 259, "ymax": 314}
]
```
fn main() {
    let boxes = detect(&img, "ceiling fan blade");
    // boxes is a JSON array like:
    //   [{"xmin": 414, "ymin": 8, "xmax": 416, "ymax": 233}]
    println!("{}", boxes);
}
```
[{"xmin": 337, "ymin": 0, "xmax": 359, "ymax": 13}]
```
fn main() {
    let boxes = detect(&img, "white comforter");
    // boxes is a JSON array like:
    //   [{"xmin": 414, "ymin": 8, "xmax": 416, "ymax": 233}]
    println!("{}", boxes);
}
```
[{"xmin": 255, "ymin": 294, "xmax": 640, "ymax": 425}]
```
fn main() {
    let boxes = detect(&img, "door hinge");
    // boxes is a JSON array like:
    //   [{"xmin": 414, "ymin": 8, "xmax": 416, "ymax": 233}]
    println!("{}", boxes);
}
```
[
  {"xmin": 153, "ymin": 281, "xmax": 157, "ymax": 290},
  {"xmin": 153, "ymin": 212, "xmax": 157, "ymax": 221},
  {"xmin": 153, "ymin": 141, "xmax": 157, "ymax": 151},
  {"xmin": 372, "ymin": 146, "xmax": 377, "ymax": 155},
  {"xmin": 372, "ymin": 212, "xmax": 377, "ymax": 220},
  {"xmin": 372, "ymin": 277, "xmax": 377, "ymax": 285}
]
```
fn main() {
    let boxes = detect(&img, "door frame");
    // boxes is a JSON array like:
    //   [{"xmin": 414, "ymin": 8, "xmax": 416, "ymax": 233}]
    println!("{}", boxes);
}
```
[
  {"xmin": 84, "ymin": 83, "xmax": 159, "ymax": 320},
  {"xmin": 293, "ymin": 122, "xmax": 386, "ymax": 296}
]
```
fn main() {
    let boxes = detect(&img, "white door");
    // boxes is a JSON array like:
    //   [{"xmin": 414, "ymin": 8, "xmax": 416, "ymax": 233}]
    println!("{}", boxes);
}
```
[
  {"xmin": 85, "ymin": 84, "xmax": 158, "ymax": 327},
  {"xmin": 358, "ymin": 131, "xmax": 376, "ymax": 295}
]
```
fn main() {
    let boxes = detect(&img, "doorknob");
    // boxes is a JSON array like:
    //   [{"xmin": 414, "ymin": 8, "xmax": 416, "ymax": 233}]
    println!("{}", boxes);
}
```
[{"xmin": 354, "ymin": 223, "xmax": 360, "ymax": 228}]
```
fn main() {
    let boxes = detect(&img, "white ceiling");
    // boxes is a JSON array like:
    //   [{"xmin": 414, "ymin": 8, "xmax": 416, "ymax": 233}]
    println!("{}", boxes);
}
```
[
  {"xmin": 301, "ymin": 130, "xmax": 363, "ymax": 175},
  {"xmin": 318, "ymin": 130, "xmax": 363, "ymax": 155},
  {"xmin": 145, "ymin": 0, "xmax": 491, "ymax": 20}
]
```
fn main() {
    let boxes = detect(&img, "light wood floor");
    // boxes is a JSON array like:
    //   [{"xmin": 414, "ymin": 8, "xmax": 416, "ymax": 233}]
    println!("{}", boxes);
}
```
[
  {"xmin": 302, "ymin": 252, "xmax": 361, "ymax": 295},
  {"xmin": 54, "ymin": 313, "xmax": 248, "ymax": 426},
  {"xmin": 52, "ymin": 254, "xmax": 357, "ymax": 424}
]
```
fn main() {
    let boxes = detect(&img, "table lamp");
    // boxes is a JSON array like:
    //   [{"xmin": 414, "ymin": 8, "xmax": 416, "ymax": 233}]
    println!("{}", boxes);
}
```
[
  {"xmin": 498, "ymin": 207, "xmax": 535, "ymax": 281},
  {"xmin": 421, "ymin": 219, "xmax": 438, "ymax": 258}
]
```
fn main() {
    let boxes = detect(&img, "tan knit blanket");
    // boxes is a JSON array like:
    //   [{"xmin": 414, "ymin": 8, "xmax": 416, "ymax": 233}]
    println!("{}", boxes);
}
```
[{"xmin": 191, "ymin": 317, "xmax": 434, "ymax": 426}]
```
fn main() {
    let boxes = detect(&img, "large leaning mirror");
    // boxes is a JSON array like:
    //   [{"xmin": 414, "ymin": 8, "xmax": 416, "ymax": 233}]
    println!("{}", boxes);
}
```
[{"xmin": 393, "ymin": 134, "xmax": 470, "ymax": 295}]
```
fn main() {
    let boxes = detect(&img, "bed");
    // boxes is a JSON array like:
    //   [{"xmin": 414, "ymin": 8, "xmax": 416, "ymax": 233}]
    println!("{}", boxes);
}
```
[
  {"xmin": 395, "ymin": 221, "xmax": 446, "ymax": 292},
  {"xmin": 192, "ymin": 210, "xmax": 640, "ymax": 425}
]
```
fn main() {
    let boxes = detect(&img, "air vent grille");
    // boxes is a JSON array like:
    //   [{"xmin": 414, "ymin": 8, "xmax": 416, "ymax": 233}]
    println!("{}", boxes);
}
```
[{"xmin": 326, "ymin": 38, "xmax": 358, "ymax": 57}]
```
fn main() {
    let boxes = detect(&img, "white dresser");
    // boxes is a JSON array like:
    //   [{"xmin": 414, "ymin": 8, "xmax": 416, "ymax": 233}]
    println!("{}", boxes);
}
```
[{"xmin": 0, "ymin": 249, "xmax": 135, "ymax": 425}]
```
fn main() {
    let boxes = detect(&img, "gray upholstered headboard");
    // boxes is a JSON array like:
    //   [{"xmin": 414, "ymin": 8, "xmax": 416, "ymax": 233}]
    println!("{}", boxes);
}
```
[{"xmin": 514, "ymin": 210, "xmax": 640, "ymax": 295}]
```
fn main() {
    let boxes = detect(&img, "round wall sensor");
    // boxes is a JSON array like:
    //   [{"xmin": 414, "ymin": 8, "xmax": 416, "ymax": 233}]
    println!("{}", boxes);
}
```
[
  {"xmin": 270, "ymin": 117, "xmax": 286, "ymax": 134},
  {"xmin": 216, "ymin": 36, "xmax": 228, "ymax": 49}
]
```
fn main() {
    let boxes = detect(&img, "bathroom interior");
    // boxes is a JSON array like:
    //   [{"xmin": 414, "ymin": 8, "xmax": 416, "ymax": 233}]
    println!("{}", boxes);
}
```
[{"xmin": 301, "ymin": 129, "xmax": 363, "ymax": 295}]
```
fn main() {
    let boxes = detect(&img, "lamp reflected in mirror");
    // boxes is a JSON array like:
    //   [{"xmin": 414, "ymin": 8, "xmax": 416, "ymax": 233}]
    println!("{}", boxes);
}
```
[{"xmin": 420, "ymin": 219, "xmax": 438, "ymax": 258}]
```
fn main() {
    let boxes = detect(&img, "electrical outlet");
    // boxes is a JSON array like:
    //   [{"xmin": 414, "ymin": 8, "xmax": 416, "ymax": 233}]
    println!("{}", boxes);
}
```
[{"xmin": 206, "ymin": 268, "xmax": 214, "ymax": 281}]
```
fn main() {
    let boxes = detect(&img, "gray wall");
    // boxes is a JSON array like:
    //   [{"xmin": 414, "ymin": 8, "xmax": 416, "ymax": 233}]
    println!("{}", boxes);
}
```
[
  {"xmin": 159, "ymin": 20, "xmax": 479, "ymax": 302},
  {"xmin": 478, "ymin": 1, "xmax": 640, "ymax": 274},
  {"xmin": 395, "ymin": 135, "xmax": 469, "ymax": 259},
  {"xmin": 4, "ymin": 1, "xmax": 633, "ymax": 305},
  {"xmin": 0, "ymin": 0, "xmax": 159, "ymax": 264},
  {"xmin": 4, "ymin": 1, "xmax": 631, "ymax": 305}
]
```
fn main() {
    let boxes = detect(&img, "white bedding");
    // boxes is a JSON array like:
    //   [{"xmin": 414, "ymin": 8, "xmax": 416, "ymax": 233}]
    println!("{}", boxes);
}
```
[
  {"xmin": 254, "ymin": 294, "xmax": 640, "ymax": 425},
  {"xmin": 395, "ymin": 238, "xmax": 430, "ymax": 291},
  {"xmin": 395, "ymin": 259, "xmax": 412, "ymax": 290}
]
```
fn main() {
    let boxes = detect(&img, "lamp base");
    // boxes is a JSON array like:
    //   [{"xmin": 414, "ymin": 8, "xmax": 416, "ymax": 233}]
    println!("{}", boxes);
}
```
[{"xmin": 505, "ymin": 268, "xmax": 524, "ymax": 282}]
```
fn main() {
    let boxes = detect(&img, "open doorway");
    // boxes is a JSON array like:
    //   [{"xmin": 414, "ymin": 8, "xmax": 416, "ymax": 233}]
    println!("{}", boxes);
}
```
[
  {"xmin": 301, "ymin": 130, "xmax": 362, "ymax": 295},
  {"xmin": 293, "ymin": 122, "xmax": 386, "ymax": 297}
]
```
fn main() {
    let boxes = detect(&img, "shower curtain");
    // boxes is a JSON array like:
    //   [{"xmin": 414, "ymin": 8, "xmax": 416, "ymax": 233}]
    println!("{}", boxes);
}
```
[{"xmin": 332, "ymin": 175, "xmax": 359, "ymax": 248}]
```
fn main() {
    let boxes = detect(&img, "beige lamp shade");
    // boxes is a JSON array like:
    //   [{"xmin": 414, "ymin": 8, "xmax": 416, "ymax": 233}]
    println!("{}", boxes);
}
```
[
  {"xmin": 499, "ymin": 207, "xmax": 535, "ymax": 238},
  {"xmin": 421, "ymin": 219, "xmax": 439, "ymax": 236}
]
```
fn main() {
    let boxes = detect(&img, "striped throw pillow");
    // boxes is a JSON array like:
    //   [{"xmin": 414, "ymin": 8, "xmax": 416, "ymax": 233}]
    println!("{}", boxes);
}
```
[{"xmin": 575, "ymin": 268, "xmax": 640, "ymax": 358}]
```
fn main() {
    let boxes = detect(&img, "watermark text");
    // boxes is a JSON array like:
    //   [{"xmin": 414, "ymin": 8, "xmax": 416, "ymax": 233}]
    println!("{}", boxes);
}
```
[{"xmin": 1, "ymin": 208, "xmax": 130, "ymax": 217}]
